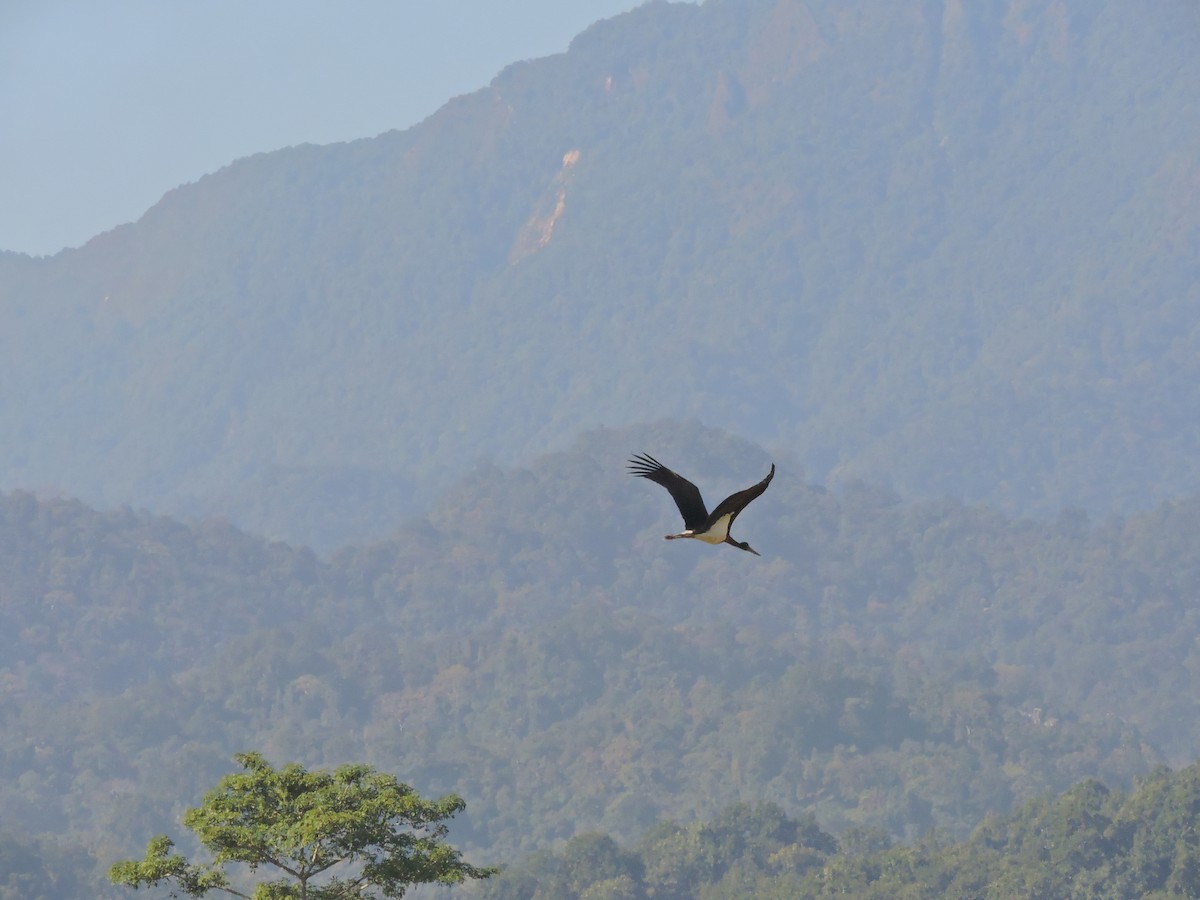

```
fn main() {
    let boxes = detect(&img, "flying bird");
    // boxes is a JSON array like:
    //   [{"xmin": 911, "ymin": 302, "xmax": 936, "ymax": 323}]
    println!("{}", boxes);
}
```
[{"xmin": 627, "ymin": 452, "xmax": 774, "ymax": 556}]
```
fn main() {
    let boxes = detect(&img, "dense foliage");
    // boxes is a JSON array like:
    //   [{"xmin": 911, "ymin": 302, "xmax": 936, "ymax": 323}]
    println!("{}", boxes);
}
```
[
  {"xmin": 477, "ymin": 763, "xmax": 1200, "ymax": 899},
  {"xmin": 2, "ymin": 0, "xmax": 1199, "ymax": 548},
  {"xmin": 5, "ymin": 423, "xmax": 1200, "ymax": 893},
  {"xmin": 109, "ymin": 752, "xmax": 495, "ymax": 898}
]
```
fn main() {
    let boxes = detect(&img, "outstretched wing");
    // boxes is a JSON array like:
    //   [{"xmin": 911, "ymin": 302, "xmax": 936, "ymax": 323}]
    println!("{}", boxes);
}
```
[
  {"xmin": 706, "ymin": 464, "xmax": 774, "ymax": 529},
  {"xmin": 627, "ymin": 453, "xmax": 708, "ymax": 531}
]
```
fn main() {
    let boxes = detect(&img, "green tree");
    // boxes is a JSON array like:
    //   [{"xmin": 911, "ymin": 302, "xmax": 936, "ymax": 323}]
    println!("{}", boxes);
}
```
[{"xmin": 109, "ymin": 752, "xmax": 495, "ymax": 899}]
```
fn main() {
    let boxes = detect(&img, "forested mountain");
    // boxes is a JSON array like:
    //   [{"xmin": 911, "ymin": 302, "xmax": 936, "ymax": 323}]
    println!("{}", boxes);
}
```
[
  {"xmin": 6, "ymin": 422, "xmax": 1200, "ymax": 894},
  {"xmin": 7, "ymin": 1, "xmax": 1200, "ymax": 895},
  {"xmin": 3, "ymin": 0, "xmax": 1200, "ymax": 549}
]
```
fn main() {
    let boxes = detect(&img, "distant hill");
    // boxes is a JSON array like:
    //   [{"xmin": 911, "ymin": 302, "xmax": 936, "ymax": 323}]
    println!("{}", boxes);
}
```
[
  {"xmin": 10, "ymin": 421, "xmax": 1200, "ymax": 891},
  {"xmin": 2, "ymin": 0, "xmax": 1199, "ymax": 549}
]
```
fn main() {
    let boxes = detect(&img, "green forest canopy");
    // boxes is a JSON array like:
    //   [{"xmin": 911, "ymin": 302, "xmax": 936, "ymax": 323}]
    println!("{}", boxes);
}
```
[
  {"xmin": 480, "ymin": 763, "xmax": 1200, "ymax": 900},
  {"xmin": 4, "ymin": 423, "xmax": 1200, "ymax": 893}
]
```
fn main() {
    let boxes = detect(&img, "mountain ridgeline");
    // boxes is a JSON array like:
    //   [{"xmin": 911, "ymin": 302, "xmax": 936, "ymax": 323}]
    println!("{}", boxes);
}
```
[
  {"xmin": 5, "ymin": 423, "xmax": 1200, "ymax": 894},
  {"xmin": 2, "ymin": 0, "xmax": 1199, "ymax": 549}
]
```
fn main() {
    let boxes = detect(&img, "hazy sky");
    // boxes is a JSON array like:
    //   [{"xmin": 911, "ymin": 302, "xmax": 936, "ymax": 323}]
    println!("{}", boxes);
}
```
[{"xmin": 1, "ymin": 1, "xmax": 645, "ymax": 256}]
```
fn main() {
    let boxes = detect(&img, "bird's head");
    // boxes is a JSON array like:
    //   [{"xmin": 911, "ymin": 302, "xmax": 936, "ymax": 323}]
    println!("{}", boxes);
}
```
[{"xmin": 736, "ymin": 540, "xmax": 761, "ymax": 557}]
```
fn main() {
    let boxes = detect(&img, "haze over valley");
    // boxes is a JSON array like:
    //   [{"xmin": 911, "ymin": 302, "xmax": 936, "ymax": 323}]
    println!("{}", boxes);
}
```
[{"xmin": 4, "ymin": 1, "xmax": 1200, "ymax": 895}]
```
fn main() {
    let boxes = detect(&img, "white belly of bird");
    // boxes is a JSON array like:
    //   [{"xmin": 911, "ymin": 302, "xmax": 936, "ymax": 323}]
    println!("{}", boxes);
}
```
[{"xmin": 694, "ymin": 514, "xmax": 732, "ymax": 544}]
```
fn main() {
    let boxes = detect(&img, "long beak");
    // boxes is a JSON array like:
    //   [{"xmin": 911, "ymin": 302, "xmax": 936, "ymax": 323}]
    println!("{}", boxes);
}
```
[{"xmin": 744, "ymin": 544, "xmax": 761, "ymax": 556}]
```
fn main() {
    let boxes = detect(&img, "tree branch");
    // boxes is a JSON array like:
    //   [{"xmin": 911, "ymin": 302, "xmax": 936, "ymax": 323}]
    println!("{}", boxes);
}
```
[
  {"xmin": 263, "ymin": 855, "xmax": 303, "ymax": 880},
  {"xmin": 211, "ymin": 886, "xmax": 252, "ymax": 900}
]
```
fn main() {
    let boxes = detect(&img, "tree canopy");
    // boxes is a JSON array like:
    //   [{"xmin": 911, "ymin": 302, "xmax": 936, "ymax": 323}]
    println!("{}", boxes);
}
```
[
  {"xmin": 481, "ymin": 763, "xmax": 1200, "ymax": 899},
  {"xmin": 109, "ymin": 752, "xmax": 495, "ymax": 899}
]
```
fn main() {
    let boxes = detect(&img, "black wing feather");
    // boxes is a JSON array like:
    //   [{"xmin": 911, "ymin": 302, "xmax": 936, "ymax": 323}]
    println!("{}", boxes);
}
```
[
  {"xmin": 627, "ymin": 453, "xmax": 709, "ymax": 530},
  {"xmin": 705, "ymin": 464, "xmax": 774, "ymax": 530}
]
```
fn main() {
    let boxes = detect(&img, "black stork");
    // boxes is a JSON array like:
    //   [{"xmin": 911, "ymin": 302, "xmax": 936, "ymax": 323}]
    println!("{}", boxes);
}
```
[{"xmin": 627, "ymin": 452, "xmax": 774, "ymax": 556}]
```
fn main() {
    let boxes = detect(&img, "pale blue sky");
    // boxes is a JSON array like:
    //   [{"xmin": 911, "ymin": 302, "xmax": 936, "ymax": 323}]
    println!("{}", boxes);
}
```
[{"xmin": 1, "ymin": 1, "xmax": 645, "ymax": 256}]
